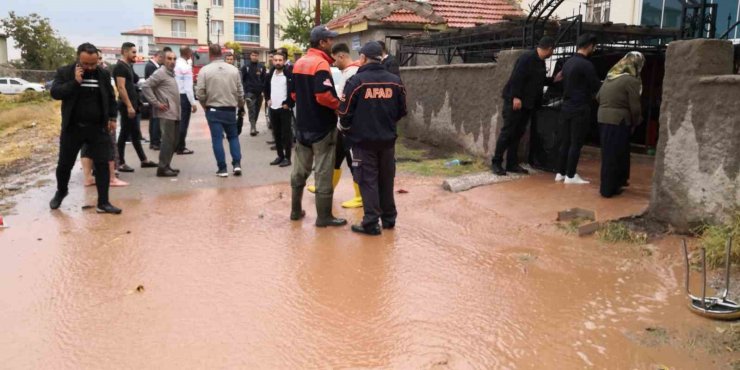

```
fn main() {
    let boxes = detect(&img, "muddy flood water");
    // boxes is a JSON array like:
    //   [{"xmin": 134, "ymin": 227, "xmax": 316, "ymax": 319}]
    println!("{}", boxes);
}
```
[{"xmin": 0, "ymin": 158, "xmax": 738, "ymax": 369}]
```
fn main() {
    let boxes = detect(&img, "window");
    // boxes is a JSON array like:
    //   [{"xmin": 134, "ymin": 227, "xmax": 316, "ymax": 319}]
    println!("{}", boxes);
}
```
[
  {"xmin": 211, "ymin": 20, "xmax": 225, "ymax": 36},
  {"xmin": 10, "ymin": 79, "xmax": 21, "ymax": 85},
  {"xmin": 663, "ymin": 0, "xmax": 684, "ymax": 28},
  {"xmin": 212, "ymin": 0, "xmax": 223, "ymax": 7},
  {"xmin": 235, "ymin": 0, "xmax": 260, "ymax": 15},
  {"xmin": 588, "ymin": 0, "xmax": 611, "ymax": 23},
  {"xmin": 641, "ymin": 0, "xmax": 664, "ymax": 27},
  {"xmin": 716, "ymin": 0, "xmax": 740, "ymax": 37},
  {"xmin": 234, "ymin": 21, "xmax": 260, "ymax": 43},
  {"xmin": 172, "ymin": 19, "xmax": 187, "ymax": 38},
  {"xmin": 0, "ymin": 79, "xmax": 7, "ymax": 85}
]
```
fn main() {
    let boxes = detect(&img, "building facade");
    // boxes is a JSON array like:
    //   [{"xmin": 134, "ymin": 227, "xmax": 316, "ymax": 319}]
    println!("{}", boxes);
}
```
[
  {"xmin": 519, "ymin": 0, "xmax": 641, "ymax": 25},
  {"xmin": 121, "ymin": 26, "xmax": 156, "ymax": 56},
  {"xmin": 640, "ymin": 0, "xmax": 739, "ymax": 38},
  {"xmin": 153, "ymin": 0, "xmax": 311, "ymax": 60}
]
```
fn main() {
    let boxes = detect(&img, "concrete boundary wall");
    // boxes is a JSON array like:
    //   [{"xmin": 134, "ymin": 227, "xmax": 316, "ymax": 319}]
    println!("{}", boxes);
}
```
[
  {"xmin": 649, "ymin": 39, "xmax": 740, "ymax": 230},
  {"xmin": 399, "ymin": 50, "xmax": 526, "ymax": 158}
]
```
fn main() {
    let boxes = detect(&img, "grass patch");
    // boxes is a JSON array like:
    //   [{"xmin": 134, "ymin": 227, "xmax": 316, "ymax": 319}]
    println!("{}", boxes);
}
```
[
  {"xmin": 597, "ymin": 221, "xmax": 648, "ymax": 244},
  {"xmin": 395, "ymin": 137, "xmax": 489, "ymax": 177},
  {"xmin": 693, "ymin": 212, "xmax": 740, "ymax": 269},
  {"xmin": 0, "ymin": 94, "xmax": 60, "ymax": 169},
  {"xmin": 556, "ymin": 217, "xmax": 590, "ymax": 234}
]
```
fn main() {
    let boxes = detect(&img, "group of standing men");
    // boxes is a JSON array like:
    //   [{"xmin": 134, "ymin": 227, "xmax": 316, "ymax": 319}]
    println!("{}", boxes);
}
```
[
  {"xmin": 492, "ymin": 34, "xmax": 600, "ymax": 185},
  {"xmin": 49, "ymin": 42, "xmax": 200, "ymax": 213},
  {"xmin": 48, "ymin": 28, "xmax": 408, "ymax": 233}
]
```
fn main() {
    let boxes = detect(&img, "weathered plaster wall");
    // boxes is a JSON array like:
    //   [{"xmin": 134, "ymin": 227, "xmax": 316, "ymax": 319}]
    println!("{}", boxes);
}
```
[
  {"xmin": 649, "ymin": 39, "xmax": 740, "ymax": 230},
  {"xmin": 399, "ymin": 50, "xmax": 525, "ymax": 158}
]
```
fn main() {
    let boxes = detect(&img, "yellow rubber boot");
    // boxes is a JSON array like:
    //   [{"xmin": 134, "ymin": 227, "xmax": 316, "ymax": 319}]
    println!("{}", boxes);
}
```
[
  {"xmin": 309, "ymin": 169, "xmax": 342, "ymax": 194},
  {"xmin": 332, "ymin": 169, "xmax": 342, "ymax": 189},
  {"xmin": 341, "ymin": 182, "xmax": 363, "ymax": 209}
]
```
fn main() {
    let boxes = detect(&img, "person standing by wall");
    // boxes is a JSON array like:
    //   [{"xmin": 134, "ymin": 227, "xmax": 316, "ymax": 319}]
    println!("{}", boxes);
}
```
[
  {"xmin": 241, "ymin": 50, "xmax": 267, "ymax": 137},
  {"xmin": 49, "ymin": 43, "xmax": 122, "ymax": 214},
  {"xmin": 142, "ymin": 50, "xmax": 182, "ymax": 178},
  {"xmin": 596, "ymin": 51, "xmax": 644, "ymax": 198},
  {"xmin": 338, "ymin": 41, "xmax": 407, "ymax": 235},
  {"xmin": 264, "ymin": 52, "xmax": 294, "ymax": 167},
  {"xmin": 289, "ymin": 25, "xmax": 347, "ymax": 228},
  {"xmin": 491, "ymin": 36, "xmax": 561, "ymax": 176},
  {"xmin": 145, "ymin": 50, "xmax": 165, "ymax": 150},
  {"xmin": 114, "ymin": 42, "xmax": 158, "ymax": 173},
  {"xmin": 196, "ymin": 44, "xmax": 245, "ymax": 178},
  {"xmin": 175, "ymin": 46, "xmax": 197, "ymax": 155},
  {"xmin": 377, "ymin": 40, "xmax": 400, "ymax": 77},
  {"xmin": 557, "ymin": 34, "xmax": 601, "ymax": 185}
]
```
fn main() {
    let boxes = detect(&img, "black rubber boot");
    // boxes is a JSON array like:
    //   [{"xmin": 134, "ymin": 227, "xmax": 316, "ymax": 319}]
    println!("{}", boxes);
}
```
[
  {"xmin": 290, "ymin": 187, "xmax": 306, "ymax": 221},
  {"xmin": 315, "ymin": 194, "xmax": 347, "ymax": 227}
]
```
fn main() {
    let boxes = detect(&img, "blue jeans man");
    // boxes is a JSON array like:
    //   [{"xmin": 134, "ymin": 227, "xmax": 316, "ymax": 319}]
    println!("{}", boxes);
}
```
[{"xmin": 206, "ymin": 108, "xmax": 242, "ymax": 177}]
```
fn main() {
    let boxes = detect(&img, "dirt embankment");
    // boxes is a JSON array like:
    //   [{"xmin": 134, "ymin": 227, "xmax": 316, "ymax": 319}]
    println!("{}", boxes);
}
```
[{"xmin": 0, "ymin": 94, "xmax": 61, "ymax": 213}]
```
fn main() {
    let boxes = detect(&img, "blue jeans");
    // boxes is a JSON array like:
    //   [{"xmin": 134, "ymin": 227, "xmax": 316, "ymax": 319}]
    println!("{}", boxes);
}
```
[{"xmin": 206, "ymin": 109, "xmax": 241, "ymax": 171}]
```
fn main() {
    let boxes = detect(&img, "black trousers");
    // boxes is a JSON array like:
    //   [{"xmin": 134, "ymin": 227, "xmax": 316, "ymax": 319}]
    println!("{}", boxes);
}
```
[
  {"xmin": 599, "ymin": 123, "xmax": 631, "ymax": 198},
  {"xmin": 269, "ymin": 108, "xmax": 293, "ymax": 160},
  {"xmin": 335, "ymin": 132, "xmax": 353, "ymax": 171},
  {"xmin": 117, "ymin": 109, "xmax": 147, "ymax": 165},
  {"xmin": 352, "ymin": 145, "xmax": 397, "ymax": 228},
  {"xmin": 56, "ymin": 125, "xmax": 111, "ymax": 206},
  {"xmin": 492, "ymin": 99, "xmax": 532, "ymax": 168},
  {"xmin": 557, "ymin": 108, "xmax": 591, "ymax": 177}
]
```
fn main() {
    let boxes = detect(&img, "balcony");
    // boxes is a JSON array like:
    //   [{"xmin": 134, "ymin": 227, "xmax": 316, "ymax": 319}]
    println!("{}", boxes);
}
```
[
  {"xmin": 154, "ymin": 30, "xmax": 198, "ymax": 44},
  {"xmin": 154, "ymin": 1, "xmax": 198, "ymax": 17},
  {"xmin": 235, "ymin": 7, "xmax": 260, "ymax": 17},
  {"xmin": 235, "ymin": 34, "xmax": 260, "ymax": 43}
]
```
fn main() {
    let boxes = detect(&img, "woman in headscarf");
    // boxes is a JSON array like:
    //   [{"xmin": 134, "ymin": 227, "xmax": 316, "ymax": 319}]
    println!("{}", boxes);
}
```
[{"xmin": 596, "ymin": 51, "xmax": 645, "ymax": 198}]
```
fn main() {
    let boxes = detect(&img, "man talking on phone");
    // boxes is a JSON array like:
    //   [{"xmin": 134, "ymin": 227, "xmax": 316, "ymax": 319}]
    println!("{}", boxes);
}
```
[{"xmin": 49, "ymin": 43, "xmax": 122, "ymax": 214}]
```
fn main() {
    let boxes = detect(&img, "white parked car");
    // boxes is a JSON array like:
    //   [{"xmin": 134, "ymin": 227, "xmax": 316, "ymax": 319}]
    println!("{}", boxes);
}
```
[{"xmin": 0, "ymin": 77, "xmax": 46, "ymax": 94}]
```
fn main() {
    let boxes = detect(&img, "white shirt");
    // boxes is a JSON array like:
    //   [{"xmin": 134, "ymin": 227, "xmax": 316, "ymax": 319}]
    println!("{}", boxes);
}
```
[
  {"xmin": 175, "ymin": 57, "xmax": 196, "ymax": 105},
  {"xmin": 336, "ymin": 64, "xmax": 360, "ymax": 99},
  {"xmin": 269, "ymin": 70, "xmax": 287, "ymax": 110}
]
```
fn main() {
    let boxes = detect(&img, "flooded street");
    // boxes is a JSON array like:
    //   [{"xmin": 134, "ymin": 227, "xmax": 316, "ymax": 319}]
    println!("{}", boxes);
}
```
[{"xmin": 0, "ymin": 122, "xmax": 737, "ymax": 369}]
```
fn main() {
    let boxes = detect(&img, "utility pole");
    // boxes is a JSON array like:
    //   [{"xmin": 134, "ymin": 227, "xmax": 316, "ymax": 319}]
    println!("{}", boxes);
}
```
[
  {"xmin": 315, "ymin": 0, "xmax": 321, "ymax": 26},
  {"xmin": 206, "ymin": 7, "xmax": 212, "ymax": 45},
  {"xmin": 269, "ymin": 0, "xmax": 275, "ymax": 51}
]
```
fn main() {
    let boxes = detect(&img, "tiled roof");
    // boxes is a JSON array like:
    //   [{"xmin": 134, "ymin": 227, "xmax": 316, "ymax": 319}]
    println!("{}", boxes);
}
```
[
  {"xmin": 121, "ymin": 26, "xmax": 153, "ymax": 36},
  {"xmin": 327, "ymin": 0, "xmax": 522, "ymax": 29},
  {"xmin": 429, "ymin": 0, "xmax": 522, "ymax": 28}
]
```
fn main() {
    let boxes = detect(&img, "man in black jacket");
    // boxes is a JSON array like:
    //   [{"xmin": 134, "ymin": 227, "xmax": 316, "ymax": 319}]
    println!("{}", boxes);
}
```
[
  {"xmin": 145, "ymin": 50, "xmax": 165, "ymax": 150},
  {"xmin": 240, "ymin": 50, "xmax": 267, "ymax": 136},
  {"xmin": 49, "ymin": 43, "xmax": 122, "ymax": 214},
  {"xmin": 377, "ymin": 40, "xmax": 400, "ymax": 76},
  {"xmin": 492, "ymin": 36, "xmax": 560, "ymax": 176},
  {"xmin": 557, "ymin": 33, "xmax": 601, "ymax": 185},
  {"xmin": 338, "ymin": 41, "xmax": 407, "ymax": 236},
  {"xmin": 264, "ymin": 52, "xmax": 294, "ymax": 167}
]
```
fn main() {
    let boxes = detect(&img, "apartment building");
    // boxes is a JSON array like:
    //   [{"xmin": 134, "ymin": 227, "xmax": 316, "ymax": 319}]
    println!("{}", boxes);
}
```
[
  {"xmin": 153, "ymin": 0, "xmax": 264, "ymax": 56},
  {"xmin": 121, "ymin": 26, "xmax": 155, "ymax": 56},
  {"xmin": 519, "ymin": 0, "xmax": 641, "ymax": 24}
]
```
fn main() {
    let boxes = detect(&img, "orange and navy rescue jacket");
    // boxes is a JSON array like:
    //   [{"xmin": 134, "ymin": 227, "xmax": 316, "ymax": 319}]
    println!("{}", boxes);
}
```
[
  {"xmin": 290, "ymin": 48, "xmax": 340, "ymax": 145},
  {"xmin": 337, "ymin": 63, "xmax": 407, "ymax": 149}
]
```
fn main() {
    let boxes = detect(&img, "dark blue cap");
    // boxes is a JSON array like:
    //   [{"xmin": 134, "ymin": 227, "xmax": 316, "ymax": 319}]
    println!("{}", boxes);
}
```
[
  {"xmin": 360, "ymin": 41, "xmax": 383, "ymax": 61},
  {"xmin": 310, "ymin": 25, "xmax": 339, "ymax": 43}
]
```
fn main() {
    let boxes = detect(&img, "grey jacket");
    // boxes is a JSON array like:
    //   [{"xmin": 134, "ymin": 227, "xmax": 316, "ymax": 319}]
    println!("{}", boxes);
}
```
[
  {"xmin": 196, "ymin": 60, "xmax": 245, "ymax": 108},
  {"xmin": 596, "ymin": 75, "xmax": 642, "ymax": 126},
  {"xmin": 141, "ymin": 67, "xmax": 181, "ymax": 121}
]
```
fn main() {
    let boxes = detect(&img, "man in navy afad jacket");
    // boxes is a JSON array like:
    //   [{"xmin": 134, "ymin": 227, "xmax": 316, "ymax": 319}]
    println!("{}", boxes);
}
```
[{"xmin": 338, "ymin": 41, "xmax": 407, "ymax": 236}]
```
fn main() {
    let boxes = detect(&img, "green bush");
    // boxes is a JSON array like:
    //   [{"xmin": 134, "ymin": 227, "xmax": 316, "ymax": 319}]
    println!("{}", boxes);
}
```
[{"xmin": 694, "ymin": 212, "xmax": 740, "ymax": 269}]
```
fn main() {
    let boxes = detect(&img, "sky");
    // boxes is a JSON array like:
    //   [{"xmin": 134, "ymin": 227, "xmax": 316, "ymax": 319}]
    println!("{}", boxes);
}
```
[{"xmin": 1, "ymin": 0, "xmax": 153, "ymax": 60}]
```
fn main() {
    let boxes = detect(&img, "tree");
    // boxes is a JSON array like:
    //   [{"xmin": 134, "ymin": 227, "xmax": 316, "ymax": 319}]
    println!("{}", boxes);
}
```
[
  {"xmin": 279, "ymin": 43, "xmax": 303, "ymax": 62},
  {"xmin": 280, "ymin": 0, "xmax": 358, "ymax": 49},
  {"xmin": 224, "ymin": 41, "xmax": 243, "ymax": 60},
  {"xmin": 1, "ymin": 12, "xmax": 75, "ymax": 70}
]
